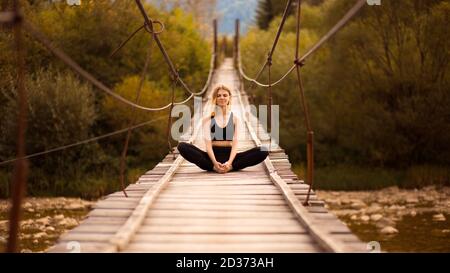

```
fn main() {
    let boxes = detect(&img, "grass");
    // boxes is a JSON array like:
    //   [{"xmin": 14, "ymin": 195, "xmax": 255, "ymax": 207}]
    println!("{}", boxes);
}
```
[
  {"xmin": 292, "ymin": 163, "xmax": 450, "ymax": 191},
  {"xmin": 0, "ymin": 166, "xmax": 155, "ymax": 200}
]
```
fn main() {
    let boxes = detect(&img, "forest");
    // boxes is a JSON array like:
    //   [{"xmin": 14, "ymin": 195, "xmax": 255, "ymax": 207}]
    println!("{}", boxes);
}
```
[
  {"xmin": 1, "ymin": 0, "xmax": 449, "ymax": 198},
  {"xmin": 0, "ymin": 0, "xmax": 211, "ymax": 198},
  {"xmin": 243, "ymin": 0, "xmax": 450, "ymax": 190}
]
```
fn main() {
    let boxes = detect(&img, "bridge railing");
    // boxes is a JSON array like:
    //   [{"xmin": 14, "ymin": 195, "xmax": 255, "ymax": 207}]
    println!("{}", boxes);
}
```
[
  {"xmin": 0, "ymin": 0, "xmax": 217, "ymax": 253},
  {"xmin": 234, "ymin": 0, "xmax": 367, "ymax": 206}
]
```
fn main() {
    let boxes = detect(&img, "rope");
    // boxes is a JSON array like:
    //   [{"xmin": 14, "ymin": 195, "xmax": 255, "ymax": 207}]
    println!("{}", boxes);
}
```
[
  {"xmin": 110, "ymin": 20, "xmax": 165, "ymax": 58},
  {"xmin": 0, "ymin": 116, "xmax": 166, "ymax": 167},
  {"xmin": 21, "ymin": 20, "xmax": 203, "ymax": 112},
  {"xmin": 238, "ymin": 0, "xmax": 295, "ymax": 89},
  {"xmin": 118, "ymin": 40, "xmax": 154, "ymax": 198},
  {"xmin": 134, "ymin": 0, "xmax": 213, "ymax": 97},
  {"xmin": 238, "ymin": 0, "xmax": 366, "ymax": 87}
]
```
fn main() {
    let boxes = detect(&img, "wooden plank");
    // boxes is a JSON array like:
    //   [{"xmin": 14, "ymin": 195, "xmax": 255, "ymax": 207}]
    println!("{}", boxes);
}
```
[
  {"xmin": 96, "ymin": 198, "xmax": 289, "ymax": 206},
  {"xmin": 48, "ymin": 242, "xmax": 115, "ymax": 253},
  {"xmin": 137, "ymin": 225, "xmax": 305, "ymax": 234},
  {"xmin": 131, "ymin": 233, "xmax": 315, "ymax": 244},
  {"xmin": 142, "ymin": 217, "xmax": 301, "ymax": 226},
  {"xmin": 150, "ymin": 203, "xmax": 292, "ymax": 212},
  {"xmin": 123, "ymin": 242, "xmax": 321, "ymax": 253},
  {"xmin": 146, "ymin": 210, "xmax": 296, "ymax": 218}
]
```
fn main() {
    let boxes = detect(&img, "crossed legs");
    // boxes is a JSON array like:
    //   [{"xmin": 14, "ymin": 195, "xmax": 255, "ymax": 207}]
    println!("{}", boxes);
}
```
[{"xmin": 177, "ymin": 142, "xmax": 269, "ymax": 172}]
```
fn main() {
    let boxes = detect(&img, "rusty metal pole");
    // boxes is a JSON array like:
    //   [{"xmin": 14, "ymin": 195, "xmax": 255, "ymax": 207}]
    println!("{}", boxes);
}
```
[
  {"xmin": 118, "ymin": 42, "xmax": 153, "ymax": 198},
  {"xmin": 234, "ymin": 19, "xmax": 239, "ymax": 69},
  {"xmin": 213, "ymin": 19, "xmax": 218, "ymax": 69},
  {"xmin": 294, "ymin": 0, "xmax": 314, "ymax": 206},
  {"xmin": 7, "ymin": 0, "xmax": 29, "ymax": 253},
  {"xmin": 166, "ymin": 74, "xmax": 176, "ymax": 159},
  {"xmin": 267, "ymin": 57, "xmax": 272, "ymax": 152}
]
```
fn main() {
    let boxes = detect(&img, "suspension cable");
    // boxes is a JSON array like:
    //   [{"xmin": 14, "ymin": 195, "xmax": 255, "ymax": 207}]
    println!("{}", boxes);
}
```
[
  {"xmin": 118, "ymin": 40, "xmax": 155, "ymax": 198},
  {"xmin": 0, "ymin": 116, "xmax": 166, "ymax": 167},
  {"xmin": 238, "ymin": 0, "xmax": 366, "ymax": 87},
  {"xmin": 21, "ymin": 19, "xmax": 213, "ymax": 112}
]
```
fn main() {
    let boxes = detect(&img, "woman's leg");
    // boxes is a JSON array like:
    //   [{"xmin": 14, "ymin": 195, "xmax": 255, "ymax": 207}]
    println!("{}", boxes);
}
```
[
  {"xmin": 177, "ymin": 142, "xmax": 214, "ymax": 171},
  {"xmin": 231, "ymin": 147, "xmax": 269, "ymax": 171}
]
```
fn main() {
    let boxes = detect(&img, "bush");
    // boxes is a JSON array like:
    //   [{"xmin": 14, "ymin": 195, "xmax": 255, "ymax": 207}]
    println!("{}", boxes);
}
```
[{"xmin": 0, "ymin": 68, "xmax": 106, "ymax": 197}]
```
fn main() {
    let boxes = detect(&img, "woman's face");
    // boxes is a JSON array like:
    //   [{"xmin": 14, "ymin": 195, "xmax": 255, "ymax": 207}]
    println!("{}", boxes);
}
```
[{"xmin": 215, "ymin": 89, "xmax": 230, "ymax": 107}]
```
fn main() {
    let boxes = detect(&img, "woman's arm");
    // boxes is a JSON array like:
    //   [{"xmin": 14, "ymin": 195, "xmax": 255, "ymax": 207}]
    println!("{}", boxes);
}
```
[
  {"xmin": 203, "ymin": 117, "xmax": 218, "ymax": 164},
  {"xmin": 227, "ymin": 115, "xmax": 239, "ymax": 164}
]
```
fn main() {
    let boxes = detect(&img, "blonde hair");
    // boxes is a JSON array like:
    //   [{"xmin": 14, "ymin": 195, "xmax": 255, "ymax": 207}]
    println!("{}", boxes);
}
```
[{"xmin": 211, "ymin": 84, "xmax": 232, "ymax": 117}]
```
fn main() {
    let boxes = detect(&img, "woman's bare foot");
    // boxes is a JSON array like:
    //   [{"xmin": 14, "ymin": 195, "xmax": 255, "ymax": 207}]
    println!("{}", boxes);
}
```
[
  {"xmin": 220, "ymin": 162, "xmax": 233, "ymax": 173},
  {"xmin": 213, "ymin": 166, "xmax": 226, "ymax": 173},
  {"xmin": 213, "ymin": 163, "xmax": 226, "ymax": 173}
]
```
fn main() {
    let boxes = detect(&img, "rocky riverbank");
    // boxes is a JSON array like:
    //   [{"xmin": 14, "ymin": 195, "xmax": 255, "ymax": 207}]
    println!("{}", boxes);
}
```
[
  {"xmin": 316, "ymin": 186, "xmax": 450, "ymax": 252},
  {"xmin": 0, "ymin": 197, "xmax": 94, "ymax": 253}
]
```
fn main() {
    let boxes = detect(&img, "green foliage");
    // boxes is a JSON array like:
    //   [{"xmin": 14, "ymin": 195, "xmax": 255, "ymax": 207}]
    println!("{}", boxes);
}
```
[
  {"xmin": 1, "ymin": 68, "xmax": 96, "ymax": 159},
  {"xmin": 0, "ymin": 1, "xmax": 210, "ymax": 197},
  {"xmin": 101, "ymin": 76, "xmax": 175, "ymax": 164},
  {"xmin": 243, "ymin": 0, "xmax": 450, "ymax": 189},
  {"xmin": 255, "ymin": 0, "xmax": 324, "ymax": 30},
  {"xmin": 0, "ymin": 68, "xmax": 111, "ymax": 197}
]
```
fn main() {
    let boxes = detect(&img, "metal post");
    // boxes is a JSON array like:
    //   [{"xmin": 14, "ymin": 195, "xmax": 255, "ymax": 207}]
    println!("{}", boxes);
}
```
[
  {"xmin": 7, "ymin": 0, "xmax": 29, "ymax": 253},
  {"xmin": 234, "ymin": 19, "xmax": 239, "ymax": 69},
  {"xmin": 213, "ymin": 19, "xmax": 218, "ymax": 69}
]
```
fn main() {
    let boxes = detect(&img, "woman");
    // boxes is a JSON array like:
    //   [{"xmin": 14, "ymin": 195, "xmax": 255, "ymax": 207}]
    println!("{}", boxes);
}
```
[{"xmin": 177, "ymin": 84, "xmax": 269, "ymax": 173}]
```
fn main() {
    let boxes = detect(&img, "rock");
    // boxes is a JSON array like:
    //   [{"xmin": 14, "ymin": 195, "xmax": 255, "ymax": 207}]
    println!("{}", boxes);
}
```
[
  {"xmin": 26, "ymin": 208, "xmax": 35, "ymax": 213},
  {"xmin": 410, "ymin": 210, "xmax": 417, "ymax": 217},
  {"xmin": 341, "ymin": 199, "xmax": 352, "ymax": 205},
  {"xmin": 442, "ymin": 229, "xmax": 450, "ymax": 234},
  {"xmin": 65, "ymin": 203, "xmax": 85, "ymax": 210},
  {"xmin": 375, "ymin": 218, "xmax": 396, "ymax": 229},
  {"xmin": 54, "ymin": 214, "xmax": 65, "ymax": 220},
  {"xmin": 59, "ymin": 217, "xmax": 78, "ymax": 227},
  {"xmin": 33, "ymin": 239, "xmax": 39, "ymax": 244},
  {"xmin": 20, "ymin": 234, "xmax": 32, "ymax": 239},
  {"xmin": 396, "ymin": 210, "xmax": 407, "ymax": 217},
  {"xmin": 360, "ymin": 215, "xmax": 370, "ymax": 222},
  {"xmin": 325, "ymin": 199, "xmax": 341, "ymax": 206},
  {"xmin": 388, "ymin": 205, "xmax": 406, "ymax": 211},
  {"xmin": 370, "ymin": 214, "xmax": 383, "ymax": 222},
  {"xmin": 53, "ymin": 214, "xmax": 64, "ymax": 220},
  {"xmin": 351, "ymin": 200, "xmax": 367, "ymax": 210},
  {"xmin": 380, "ymin": 226, "xmax": 399, "ymax": 235},
  {"xmin": 45, "ymin": 226, "xmax": 56, "ymax": 232},
  {"xmin": 21, "ymin": 249, "xmax": 32, "ymax": 253},
  {"xmin": 0, "ymin": 236, "xmax": 7, "ymax": 245},
  {"xmin": 422, "ymin": 195, "xmax": 435, "ymax": 202},
  {"xmin": 406, "ymin": 197, "xmax": 419, "ymax": 204},
  {"xmin": 350, "ymin": 215, "xmax": 358, "ymax": 220},
  {"xmin": 432, "ymin": 213, "xmax": 446, "ymax": 222},
  {"xmin": 0, "ymin": 220, "xmax": 8, "ymax": 227},
  {"xmin": 23, "ymin": 202, "xmax": 32, "ymax": 208},
  {"xmin": 36, "ymin": 216, "xmax": 51, "ymax": 226},
  {"xmin": 33, "ymin": 232, "xmax": 47, "ymax": 239},
  {"xmin": 366, "ymin": 204, "xmax": 383, "ymax": 214}
]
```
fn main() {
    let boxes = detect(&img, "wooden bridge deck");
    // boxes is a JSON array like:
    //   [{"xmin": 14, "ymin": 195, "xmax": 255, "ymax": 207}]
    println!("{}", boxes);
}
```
[{"xmin": 48, "ymin": 59, "xmax": 366, "ymax": 253}]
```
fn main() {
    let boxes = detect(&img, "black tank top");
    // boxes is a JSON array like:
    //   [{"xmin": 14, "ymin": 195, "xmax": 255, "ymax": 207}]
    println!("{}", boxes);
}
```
[{"xmin": 210, "ymin": 112, "xmax": 234, "ymax": 141}]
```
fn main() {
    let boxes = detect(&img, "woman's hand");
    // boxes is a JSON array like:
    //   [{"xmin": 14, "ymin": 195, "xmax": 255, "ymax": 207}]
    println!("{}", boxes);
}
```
[
  {"xmin": 213, "ymin": 161, "xmax": 226, "ymax": 173},
  {"xmin": 221, "ymin": 161, "xmax": 233, "ymax": 172}
]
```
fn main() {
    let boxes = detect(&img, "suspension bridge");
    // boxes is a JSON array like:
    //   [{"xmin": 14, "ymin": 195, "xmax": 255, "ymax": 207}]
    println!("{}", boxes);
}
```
[{"xmin": 1, "ymin": 0, "xmax": 370, "ymax": 253}]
